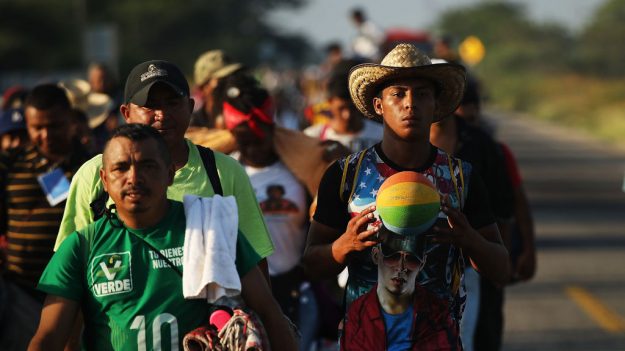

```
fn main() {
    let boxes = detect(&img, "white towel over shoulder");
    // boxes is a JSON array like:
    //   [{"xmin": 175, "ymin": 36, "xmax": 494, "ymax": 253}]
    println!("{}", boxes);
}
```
[{"xmin": 182, "ymin": 194, "xmax": 241, "ymax": 303}]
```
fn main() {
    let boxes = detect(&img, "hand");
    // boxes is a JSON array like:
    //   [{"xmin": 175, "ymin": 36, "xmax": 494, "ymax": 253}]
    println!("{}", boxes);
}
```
[
  {"xmin": 432, "ymin": 197, "xmax": 480, "ymax": 249},
  {"xmin": 513, "ymin": 248, "xmax": 536, "ymax": 282},
  {"xmin": 332, "ymin": 206, "xmax": 380, "ymax": 263}
]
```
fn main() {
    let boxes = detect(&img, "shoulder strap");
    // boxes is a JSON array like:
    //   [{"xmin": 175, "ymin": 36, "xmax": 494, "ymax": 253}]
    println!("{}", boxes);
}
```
[
  {"xmin": 339, "ymin": 150, "xmax": 367, "ymax": 203},
  {"xmin": 90, "ymin": 190, "xmax": 109, "ymax": 221},
  {"xmin": 90, "ymin": 145, "xmax": 224, "ymax": 218},
  {"xmin": 446, "ymin": 153, "xmax": 465, "ymax": 208},
  {"xmin": 196, "ymin": 145, "xmax": 223, "ymax": 196}
]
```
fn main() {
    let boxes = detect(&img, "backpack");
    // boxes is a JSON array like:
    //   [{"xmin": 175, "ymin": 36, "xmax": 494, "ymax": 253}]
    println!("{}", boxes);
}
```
[
  {"xmin": 90, "ymin": 145, "xmax": 223, "ymax": 220},
  {"xmin": 338, "ymin": 149, "xmax": 465, "ymax": 206}
]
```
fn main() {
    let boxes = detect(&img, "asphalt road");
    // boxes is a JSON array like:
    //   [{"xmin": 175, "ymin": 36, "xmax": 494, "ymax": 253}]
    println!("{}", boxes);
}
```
[{"xmin": 489, "ymin": 111, "xmax": 625, "ymax": 351}]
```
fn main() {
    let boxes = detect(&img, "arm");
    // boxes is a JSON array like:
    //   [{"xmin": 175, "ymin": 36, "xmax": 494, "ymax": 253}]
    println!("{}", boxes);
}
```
[
  {"xmin": 303, "ymin": 208, "xmax": 378, "ymax": 280},
  {"xmin": 512, "ymin": 184, "xmax": 536, "ymax": 281},
  {"xmin": 434, "ymin": 168, "xmax": 511, "ymax": 285},
  {"xmin": 28, "ymin": 295, "xmax": 80, "ymax": 351},
  {"xmin": 302, "ymin": 161, "xmax": 379, "ymax": 280},
  {"xmin": 240, "ymin": 266, "xmax": 298, "ymax": 351},
  {"xmin": 435, "ymin": 200, "xmax": 510, "ymax": 285}
]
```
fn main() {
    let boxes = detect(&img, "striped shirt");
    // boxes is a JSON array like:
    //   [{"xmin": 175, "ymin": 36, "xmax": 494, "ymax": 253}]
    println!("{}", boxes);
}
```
[{"xmin": 0, "ymin": 144, "xmax": 88, "ymax": 289}]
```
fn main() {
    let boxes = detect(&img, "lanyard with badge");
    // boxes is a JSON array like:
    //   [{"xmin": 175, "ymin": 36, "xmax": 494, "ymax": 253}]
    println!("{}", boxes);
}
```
[{"xmin": 36, "ymin": 161, "xmax": 71, "ymax": 207}]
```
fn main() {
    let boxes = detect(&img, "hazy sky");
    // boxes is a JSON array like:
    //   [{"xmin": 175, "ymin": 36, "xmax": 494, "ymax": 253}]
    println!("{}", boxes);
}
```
[{"xmin": 270, "ymin": 0, "xmax": 606, "ymax": 50}]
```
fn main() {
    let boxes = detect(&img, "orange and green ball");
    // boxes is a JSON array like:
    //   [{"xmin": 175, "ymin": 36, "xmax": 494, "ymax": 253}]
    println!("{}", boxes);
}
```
[{"xmin": 377, "ymin": 171, "xmax": 440, "ymax": 235}]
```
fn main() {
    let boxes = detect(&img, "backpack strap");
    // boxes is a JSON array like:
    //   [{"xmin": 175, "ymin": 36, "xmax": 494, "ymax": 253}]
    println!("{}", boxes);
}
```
[
  {"xmin": 90, "ymin": 191, "xmax": 109, "ymax": 221},
  {"xmin": 339, "ymin": 150, "xmax": 367, "ymax": 203},
  {"xmin": 446, "ymin": 153, "xmax": 465, "ymax": 209},
  {"xmin": 196, "ymin": 145, "xmax": 223, "ymax": 196}
]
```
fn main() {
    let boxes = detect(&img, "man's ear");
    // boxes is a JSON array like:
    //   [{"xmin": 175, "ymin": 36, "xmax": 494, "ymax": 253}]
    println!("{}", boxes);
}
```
[
  {"xmin": 119, "ymin": 104, "xmax": 131, "ymax": 123},
  {"xmin": 371, "ymin": 246, "xmax": 380, "ymax": 264},
  {"xmin": 373, "ymin": 97, "xmax": 383, "ymax": 116},
  {"xmin": 99, "ymin": 167, "xmax": 109, "ymax": 193}
]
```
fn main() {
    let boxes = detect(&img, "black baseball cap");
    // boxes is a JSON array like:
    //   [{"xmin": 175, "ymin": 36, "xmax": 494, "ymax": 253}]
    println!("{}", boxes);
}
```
[{"xmin": 123, "ymin": 60, "xmax": 190, "ymax": 106}]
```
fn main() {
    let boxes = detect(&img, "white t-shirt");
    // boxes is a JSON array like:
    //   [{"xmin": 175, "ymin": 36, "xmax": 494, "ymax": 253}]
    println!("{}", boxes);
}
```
[
  {"xmin": 244, "ymin": 161, "xmax": 307, "ymax": 276},
  {"xmin": 303, "ymin": 119, "xmax": 383, "ymax": 152}
]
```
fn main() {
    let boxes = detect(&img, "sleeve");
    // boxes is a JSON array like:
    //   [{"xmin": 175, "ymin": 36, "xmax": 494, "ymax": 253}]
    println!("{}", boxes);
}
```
[
  {"xmin": 312, "ymin": 160, "xmax": 350, "ymax": 231},
  {"xmin": 463, "ymin": 169, "xmax": 496, "ymax": 230},
  {"xmin": 0, "ymin": 152, "xmax": 9, "ymax": 236},
  {"xmin": 38, "ymin": 232, "xmax": 86, "ymax": 301},
  {"xmin": 55, "ymin": 155, "xmax": 104, "ymax": 251},
  {"xmin": 216, "ymin": 153, "xmax": 275, "ymax": 259},
  {"xmin": 235, "ymin": 232, "xmax": 262, "ymax": 277}
]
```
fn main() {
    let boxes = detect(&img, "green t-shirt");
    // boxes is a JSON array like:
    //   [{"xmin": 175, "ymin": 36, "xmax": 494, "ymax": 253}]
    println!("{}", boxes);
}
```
[
  {"xmin": 55, "ymin": 140, "xmax": 274, "ymax": 260},
  {"xmin": 39, "ymin": 201, "xmax": 260, "ymax": 351}
]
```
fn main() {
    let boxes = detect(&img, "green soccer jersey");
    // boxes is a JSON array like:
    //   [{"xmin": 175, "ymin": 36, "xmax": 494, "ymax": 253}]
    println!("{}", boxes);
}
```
[
  {"xmin": 54, "ymin": 139, "xmax": 274, "ymax": 262},
  {"xmin": 38, "ymin": 200, "xmax": 260, "ymax": 351}
]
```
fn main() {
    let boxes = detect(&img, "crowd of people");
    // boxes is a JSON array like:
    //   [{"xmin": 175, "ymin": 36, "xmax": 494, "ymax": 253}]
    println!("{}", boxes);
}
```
[{"xmin": 0, "ymin": 8, "xmax": 536, "ymax": 351}]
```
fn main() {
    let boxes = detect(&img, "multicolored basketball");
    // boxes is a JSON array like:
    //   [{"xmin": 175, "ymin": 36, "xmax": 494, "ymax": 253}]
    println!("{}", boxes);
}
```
[{"xmin": 376, "ymin": 171, "xmax": 440, "ymax": 236}]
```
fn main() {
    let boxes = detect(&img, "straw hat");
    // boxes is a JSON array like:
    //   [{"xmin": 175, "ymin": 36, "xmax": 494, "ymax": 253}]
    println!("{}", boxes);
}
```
[
  {"xmin": 194, "ymin": 50, "xmax": 243, "ymax": 87},
  {"xmin": 59, "ymin": 79, "xmax": 113, "ymax": 129},
  {"xmin": 348, "ymin": 43, "xmax": 466, "ymax": 122}
]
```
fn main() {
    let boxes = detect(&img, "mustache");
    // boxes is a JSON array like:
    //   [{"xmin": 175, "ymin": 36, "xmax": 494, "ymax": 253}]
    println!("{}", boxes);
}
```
[{"xmin": 121, "ymin": 185, "xmax": 150, "ymax": 197}]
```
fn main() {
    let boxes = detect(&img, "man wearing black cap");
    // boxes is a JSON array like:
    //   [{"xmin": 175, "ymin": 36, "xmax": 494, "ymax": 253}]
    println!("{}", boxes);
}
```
[{"xmin": 55, "ymin": 60, "xmax": 274, "ymax": 277}]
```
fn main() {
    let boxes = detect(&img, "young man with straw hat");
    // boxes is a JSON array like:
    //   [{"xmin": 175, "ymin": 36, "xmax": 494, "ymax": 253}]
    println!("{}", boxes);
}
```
[{"xmin": 303, "ymin": 43, "xmax": 510, "ymax": 338}]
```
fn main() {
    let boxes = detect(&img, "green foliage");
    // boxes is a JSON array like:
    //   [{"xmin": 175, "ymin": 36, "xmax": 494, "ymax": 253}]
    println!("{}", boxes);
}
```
[
  {"xmin": 576, "ymin": 0, "xmax": 625, "ymax": 76},
  {"xmin": 0, "ymin": 0, "xmax": 311, "ymax": 74},
  {"xmin": 0, "ymin": 1, "xmax": 81, "ymax": 69},
  {"xmin": 435, "ymin": 1, "xmax": 625, "ymax": 147}
]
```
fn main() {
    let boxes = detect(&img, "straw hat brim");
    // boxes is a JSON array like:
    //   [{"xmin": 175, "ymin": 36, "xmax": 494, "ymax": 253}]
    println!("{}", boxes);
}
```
[
  {"xmin": 86, "ymin": 93, "xmax": 114, "ymax": 129},
  {"xmin": 348, "ymin": 63, "xmax": 466, "ymax": 122},
  {"xmin": 212, "ymin": 63, "xmax": 243, "ymax": 80}
]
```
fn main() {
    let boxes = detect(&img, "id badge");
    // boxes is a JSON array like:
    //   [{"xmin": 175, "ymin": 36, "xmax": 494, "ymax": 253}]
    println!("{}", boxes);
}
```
[{"xmin": 37, "ymin": 167, "xmax": 70, "ymax": 206}]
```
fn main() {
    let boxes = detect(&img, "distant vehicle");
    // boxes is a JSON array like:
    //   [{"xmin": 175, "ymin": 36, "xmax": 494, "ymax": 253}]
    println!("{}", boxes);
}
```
[{"xmin": 381, "ymin": 28, "xmax": 433, "ymax": 57}]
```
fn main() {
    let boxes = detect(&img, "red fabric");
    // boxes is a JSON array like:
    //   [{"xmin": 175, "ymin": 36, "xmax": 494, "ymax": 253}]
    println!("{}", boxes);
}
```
[
  {"xmin": 499, "ymin": 142, "xmax": 522, "ymax": 188},
  {"xmin": 341, "ymin": 284, "xmax": 462, "ymax": 351},
  {"xmin": 223, "ymin": 98, "xmax": 274, "ymax": 138}
]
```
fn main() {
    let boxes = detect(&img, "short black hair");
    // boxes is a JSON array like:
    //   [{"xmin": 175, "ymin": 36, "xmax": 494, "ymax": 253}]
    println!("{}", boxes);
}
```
[
  {"xmin": 326, "ymin": 74, "xmax": 350, "ymax": 100},
  {"xmin": 103, "ymin": 123, "xmax": 171, "ymax": 166},
  {"xmin": 24, "ymin": 84, "xmax": 70, "ymax": 110},
  {"xmin": 351, "ymin": 8, "xmax": 365, "ymax": 20}
]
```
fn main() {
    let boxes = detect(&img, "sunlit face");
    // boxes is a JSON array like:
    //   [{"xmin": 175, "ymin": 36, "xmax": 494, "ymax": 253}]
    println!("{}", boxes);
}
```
[
  {"xmin": 374, "ymin": 244, "xmax": 425, "ymax": 296},
  {"xmin": 89, "ymin": 67, "xmax": 109, "ymax": 94},
  {"xmin": 24, "ymin": 105, "xmax": 75, "ymax": 159},
  {"xmin": 100, "ymin": 137, "xmax": 174, "ymax": 216},
  {"xmin": 374, "ymin": 78, "xmax": 437, "ymax": 142},
  {"xmin": 120, "ymin": 84, "xmax": 194, "ymax": 147},
  {"xmin": 231, "ymin": 122, "xmax": 276, "ymax": 167},
  {"xmin": 328, "ymin": 96, "xmax": 361, "ymax": 124}
]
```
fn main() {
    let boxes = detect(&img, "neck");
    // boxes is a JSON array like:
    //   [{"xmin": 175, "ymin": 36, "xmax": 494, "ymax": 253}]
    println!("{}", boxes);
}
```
[
  {"xmin": 430, "ymin": 117, "xmax": 457, "ymax": 154},
  {"xmin": 380, "ymin": 135, "xmax": 431, "ymax": 169},
  {"xmin": 168, "ymin": 139, "xmax": 189, "ymax": 171},
  {"xmin": 240, "ymin": 152, "xmax": 279, "ymax": 168},
  {"xmin": 377, "ymin": 285, "xmax": 413, "ymax": 315},
  {"xmin": 118, "ymin": 198, "xmax": 170, "ymax": 230}
]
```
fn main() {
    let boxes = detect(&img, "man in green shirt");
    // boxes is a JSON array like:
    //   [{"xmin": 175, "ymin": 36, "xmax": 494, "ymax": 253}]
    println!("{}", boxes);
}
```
[
  {"xmin": 29, "ymin": 124, "xmax": 297, "ymax": 350},
  {"xmin": 54, "ymin": 60, "xmax": 274, "ymax": 279}
]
